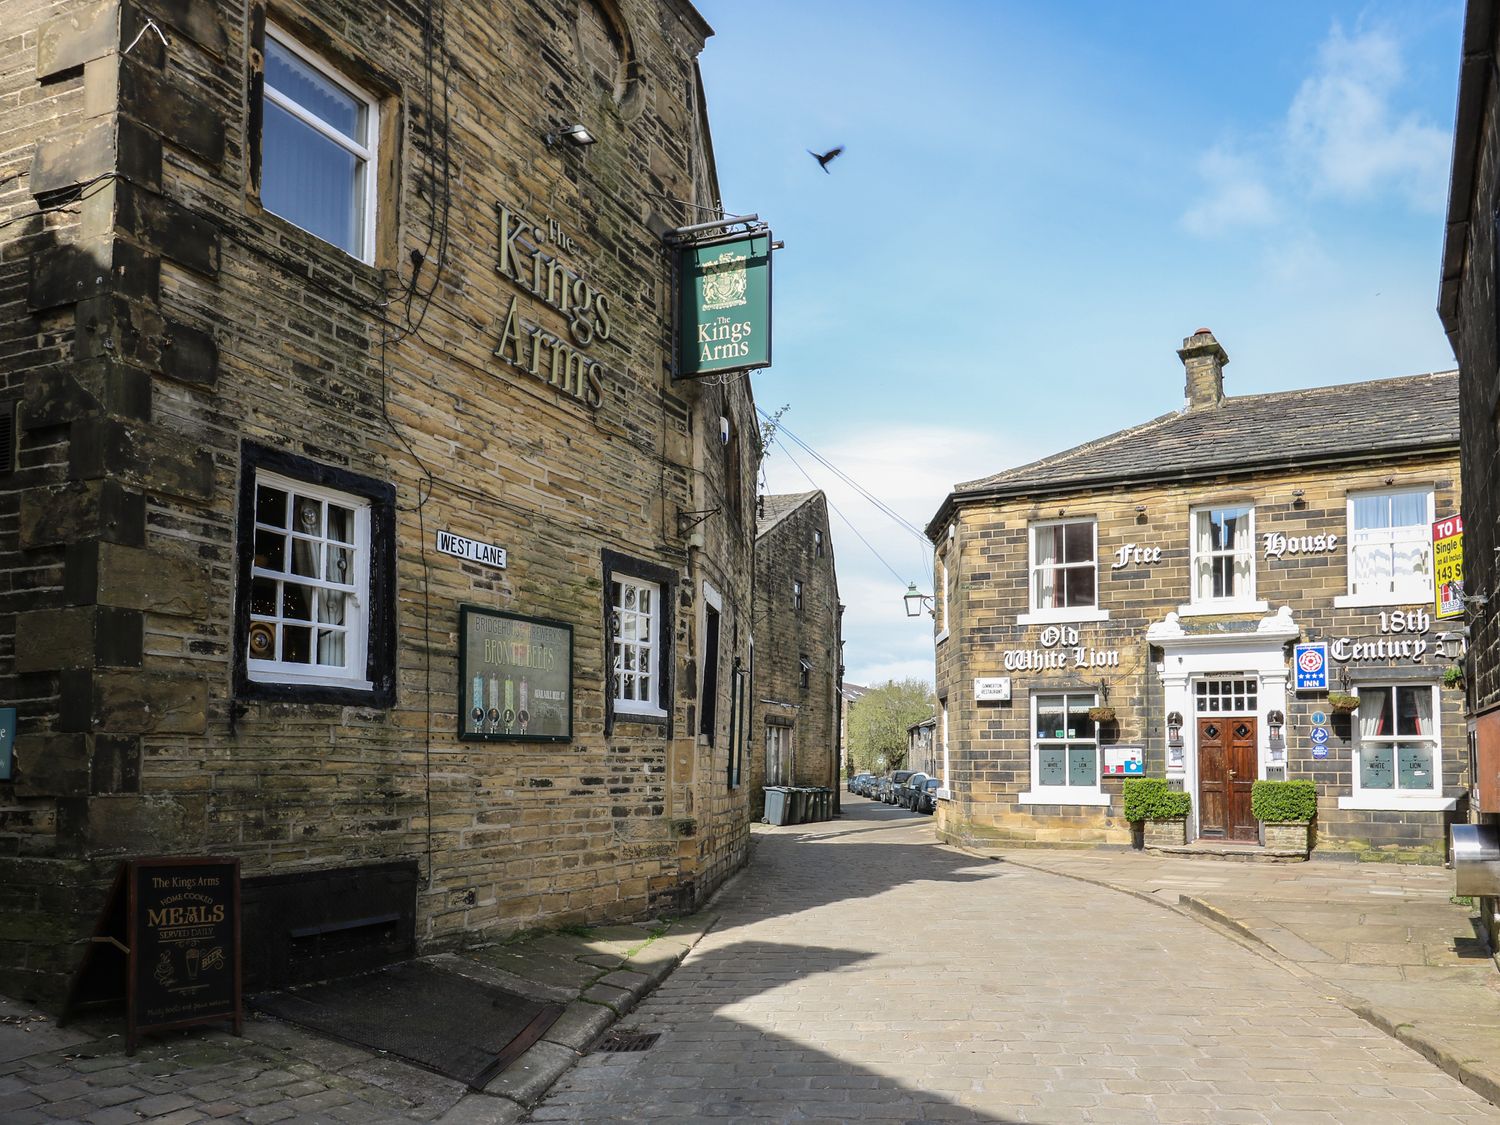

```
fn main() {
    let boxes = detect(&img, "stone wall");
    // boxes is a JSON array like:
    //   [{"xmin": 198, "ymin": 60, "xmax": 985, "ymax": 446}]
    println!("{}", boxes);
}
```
[{"xmin": 0, "ymin": 0, "xmax": 757, "ymax": 1003}]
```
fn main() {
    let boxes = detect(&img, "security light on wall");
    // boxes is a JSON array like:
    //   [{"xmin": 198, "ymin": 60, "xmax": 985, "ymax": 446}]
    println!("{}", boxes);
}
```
[{"xmin": 544, "ymin": 123, "xmax": 596, "ymax": 148}]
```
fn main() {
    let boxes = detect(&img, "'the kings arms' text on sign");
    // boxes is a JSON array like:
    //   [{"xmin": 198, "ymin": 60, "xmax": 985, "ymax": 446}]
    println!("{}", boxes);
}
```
[{"xmin": 676, "ymin": 233, "xmax": 772, "ymax": 378}]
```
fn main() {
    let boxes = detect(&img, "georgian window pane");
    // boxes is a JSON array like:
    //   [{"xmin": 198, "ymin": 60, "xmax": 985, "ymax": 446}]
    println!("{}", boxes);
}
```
[
  {"xmin": 1036, "ymin": 696, "xmax": 1064, "ymax": 739},
  {"xmin": 1349, "ymin": 490, "xmax": 1433, "ymax": 598},
  {"xmin": 611, "ymin": 573, "xmax": 663, "ymax": 712},
  {"xmin": 1397, "ymin": 744, "xmax": 1433, "ymax": 789},
  {"xmin": 1038, "ymin": 747, "xmax": 1066, "ymax": 785},
  {"xmin": 1068, "ymin": 746, "xmax": 1097, "ymax": 787},
  {"xmin": 1360, "ymin": 745, "xmax": 1395, "ymax": 789},
  {"xmin": 1193, "ymin": 507, "xmax": 1254, "ymax": 602}
]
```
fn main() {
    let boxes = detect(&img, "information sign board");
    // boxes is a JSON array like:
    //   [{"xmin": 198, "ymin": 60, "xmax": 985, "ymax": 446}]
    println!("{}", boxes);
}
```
[
  {"xmin": 973, "ymin": 677, "xmax": 1012, "ymax": 702},
  {"xmin": 1102, "ymin": 745, "xmax": 1145, "ymax": 776}
]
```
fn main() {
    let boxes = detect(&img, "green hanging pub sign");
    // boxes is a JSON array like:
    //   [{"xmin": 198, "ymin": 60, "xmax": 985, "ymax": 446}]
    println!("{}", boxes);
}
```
[{"xmin": 675, "ymin": 232, "xmax": 773, "ymax": 378}]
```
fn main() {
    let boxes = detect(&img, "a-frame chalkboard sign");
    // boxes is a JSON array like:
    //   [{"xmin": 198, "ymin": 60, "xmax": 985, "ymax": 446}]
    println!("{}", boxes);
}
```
[{"xmin": 63, "ymin": 857, "xmax": 242, "ymax": 1052}]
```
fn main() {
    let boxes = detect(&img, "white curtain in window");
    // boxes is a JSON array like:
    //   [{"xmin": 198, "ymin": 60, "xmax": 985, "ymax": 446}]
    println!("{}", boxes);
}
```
[{"xmin": 1359, "ymin": 688, "xmax": 1390, "ymax": 739}]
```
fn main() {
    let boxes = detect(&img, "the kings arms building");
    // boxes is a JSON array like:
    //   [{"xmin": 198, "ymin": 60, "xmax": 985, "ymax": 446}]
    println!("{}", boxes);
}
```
[{"xmin": 0, "ymin": 0, "xmax": 774, "ymax": 1003}]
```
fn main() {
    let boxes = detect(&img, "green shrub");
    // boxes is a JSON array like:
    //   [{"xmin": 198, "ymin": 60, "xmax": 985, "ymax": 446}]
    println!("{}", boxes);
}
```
[
  {"xmin": 1122, "ymin": 777, "xmax": 1192, "ymax": 821},
  {"xmin": 1251, "ymin": 779, "xmax": 1317, "ymax": 822}
]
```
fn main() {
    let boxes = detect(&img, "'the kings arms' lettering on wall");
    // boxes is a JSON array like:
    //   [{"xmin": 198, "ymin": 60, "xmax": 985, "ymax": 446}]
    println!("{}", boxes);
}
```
[{"xmin": 493, "ymin": 204, "xmax": 611, "ymax": 409}]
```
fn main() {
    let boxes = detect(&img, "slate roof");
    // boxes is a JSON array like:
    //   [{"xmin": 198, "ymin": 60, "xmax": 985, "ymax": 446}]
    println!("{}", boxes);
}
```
[
  {"xmin": 757, "ymin": 491, "xmax": 820, "ymax": 538},
  {"xmin": 935, "ymin": 370, "xmax": 1459, "ymax": 529}
]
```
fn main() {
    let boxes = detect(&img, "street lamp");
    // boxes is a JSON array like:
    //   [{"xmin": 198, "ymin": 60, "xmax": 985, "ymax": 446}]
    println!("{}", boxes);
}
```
[{"xmin": 903, "ymin": 582, "xmax": 935, "ymax": 618}]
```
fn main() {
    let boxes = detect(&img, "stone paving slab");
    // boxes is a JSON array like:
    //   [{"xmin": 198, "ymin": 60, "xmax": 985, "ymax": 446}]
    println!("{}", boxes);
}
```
[
  {"xmin": 528, "ymin": 798, "xmax": 1500, "ymax": 1123},
  {"xmin": 984, "ymin": 843, "xmax": 1500, "ymax": 1111},
  {"xmin": 0, "ymin": 905, "xmax": 719, "ymax": 1122}
]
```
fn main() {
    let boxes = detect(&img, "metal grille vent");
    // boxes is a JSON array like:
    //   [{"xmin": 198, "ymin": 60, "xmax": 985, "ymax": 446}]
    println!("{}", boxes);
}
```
[{"xmin": 595, "ymin": 1029, "xmax": 661, "ymax": 1053}]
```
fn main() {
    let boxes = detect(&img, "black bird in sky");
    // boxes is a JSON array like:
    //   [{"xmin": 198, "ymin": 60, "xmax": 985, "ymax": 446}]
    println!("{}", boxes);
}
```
[{"xmin": 809, "ymin": 145, "xmax": 844, "ymax": 173}]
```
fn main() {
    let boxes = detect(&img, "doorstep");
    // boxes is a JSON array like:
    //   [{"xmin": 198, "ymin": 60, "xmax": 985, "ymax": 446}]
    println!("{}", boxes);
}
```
[{"xmin": 1147, "ymin": 840, "xmax": 1307, "ymax": 862}]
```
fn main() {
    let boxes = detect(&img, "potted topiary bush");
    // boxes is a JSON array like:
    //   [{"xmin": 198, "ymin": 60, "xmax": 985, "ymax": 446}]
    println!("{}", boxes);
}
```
[
  {"xmin": 1123, "ymin": 777, "xmax": 1192, "ymax": 848},
  {"xmin": 1251, "ymin": 779, "xmax": 1317, "ymax": 854}
]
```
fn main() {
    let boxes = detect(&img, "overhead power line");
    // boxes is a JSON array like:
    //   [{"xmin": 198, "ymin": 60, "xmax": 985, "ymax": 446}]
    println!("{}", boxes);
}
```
[
  {"xmin": 773, "ymin": 443, "xmax": 914, "ymax": 589},
  {"xmin": 759, "ymin": 410, "xmax": 931, "ymax": 546}
]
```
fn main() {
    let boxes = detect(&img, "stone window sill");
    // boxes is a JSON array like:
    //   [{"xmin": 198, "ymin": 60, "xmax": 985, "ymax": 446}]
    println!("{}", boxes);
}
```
[
  {"xmin": 1176, "ymin": 600, "xmax": 1269, "ymax": 618},
  {"xmin": 1336, "ymin": 794, "xmax": 1456, "ymax": 812},
  {"xmin": 1018, "ymin": 789, "xmax": 1111, "ymax": 807},
  {"xmin": 1016, "ymin": 607, "xmax": 1110, "ymax": 626}
]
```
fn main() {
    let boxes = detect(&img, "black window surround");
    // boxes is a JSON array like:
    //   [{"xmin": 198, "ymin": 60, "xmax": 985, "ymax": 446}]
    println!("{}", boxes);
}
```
[
  {"xmin": 602, "ymin": 550, "xmax": 675, "ymax": 737},
  {"xmin": 233, "ymin": 441, "xmax": 396, "ymax": 707}
]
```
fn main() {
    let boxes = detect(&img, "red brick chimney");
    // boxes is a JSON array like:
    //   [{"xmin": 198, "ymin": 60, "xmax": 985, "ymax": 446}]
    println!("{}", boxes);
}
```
[{"xmin": 1178, "ymin": 328, "xmax": 1227, "ymax": 410}]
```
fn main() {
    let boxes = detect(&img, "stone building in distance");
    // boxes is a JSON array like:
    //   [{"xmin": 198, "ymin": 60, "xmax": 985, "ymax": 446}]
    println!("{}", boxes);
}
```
[
  {"xmin": 750, "ymin": 492, "xmax": 842, "ymax": 812},
  {"xmin": 0, "ymin": 0, "xmax": 764, "ymax": 1002},
  {"xmin": 925, "ymin": 331, "xmax": 1465, "ymax": 862}
]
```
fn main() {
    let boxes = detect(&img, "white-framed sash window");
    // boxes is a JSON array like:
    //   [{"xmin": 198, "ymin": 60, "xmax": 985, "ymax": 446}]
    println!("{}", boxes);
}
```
[
  {"xmin": 247, "ymin": 471, "xmax": 371, "ymax": 689},
  {"xmin": 611, "ymin": 573, "xmax": 666, "ymax": 717},
  {"xmin": 1190, "ymin": 505, "xmax": 1257, "ymax": 607},
  {"xmin": 1021, "ymin": 520, "xmax": 1107, "ymax": 625},
  {"xmin": 1345, "ymin": 489, "xmax": 1434, "ymax": 604},
  {"xmin": 262, "ymin": 29, "xmax": 379, "ymax": 262}
]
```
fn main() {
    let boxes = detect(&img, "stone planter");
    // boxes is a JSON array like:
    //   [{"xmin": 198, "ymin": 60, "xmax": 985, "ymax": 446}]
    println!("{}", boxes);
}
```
[
  {"xmin": 1144, "ymin": 817, "xmax": 1187, "ymax": 847},
  {"xmin": 1262, "ymin": 820, "xmax": 1311, "ymax": 854}
]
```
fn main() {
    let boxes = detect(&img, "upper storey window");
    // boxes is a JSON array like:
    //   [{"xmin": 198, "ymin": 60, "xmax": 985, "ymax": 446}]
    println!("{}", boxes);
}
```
[
  {"xmin": 1191, "ymin": 505, "xmax": 1255, "ymax": 605},
  {"xmin": 262, "ymin": 30, "xmax": 379, "ymax": 262},
  {"xmin": 1347, "ymin": 489, "xmax": 1433, "ymax": 604},
  {"xmin": 1030, "ymin": 521, "xmax": 1097, "ymax": 611}
]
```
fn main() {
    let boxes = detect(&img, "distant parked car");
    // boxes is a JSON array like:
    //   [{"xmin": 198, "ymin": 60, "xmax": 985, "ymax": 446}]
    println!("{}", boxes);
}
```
[
  {"xmin": 884, "ymin": 770, "xmax": 917, "ymax": 804},
  {"xmin": 914, "ymin": 777, "xmax": 941, "ymax": 814},
  {"xmin": 897, "ymin": 772, "xmax": 929, "ymax": 809},
  {"xmin": 848, "ymin": 772, "xmax": 872, "ymax": 795}
]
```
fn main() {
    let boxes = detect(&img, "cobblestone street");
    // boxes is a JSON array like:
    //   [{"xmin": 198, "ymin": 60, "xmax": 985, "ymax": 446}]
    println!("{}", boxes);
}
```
[{"xmin": 530, "ymin": 798, "xmax": 1500, "ymax": 1124}]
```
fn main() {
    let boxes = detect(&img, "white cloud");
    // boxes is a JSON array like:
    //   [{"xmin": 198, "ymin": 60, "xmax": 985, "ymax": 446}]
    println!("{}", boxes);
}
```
[
  {"xmin": 1181, "ymin": 148, "xmax": 1278, "ymax": 237},
  {"xmin": 1181, "ymin": 23, "xmax": 1451, "ymax": 238},
  {"xmin": 1285, "ymin": 24, "xmax": 1450, "ymax": 211}
]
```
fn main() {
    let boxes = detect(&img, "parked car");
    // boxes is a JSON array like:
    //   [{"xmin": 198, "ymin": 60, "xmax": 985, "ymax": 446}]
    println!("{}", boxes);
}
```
[
  {"xmin": 898, "ymin": 772, "xmax": 929, "ymax": 809},
  {"xmin": 848, "ymin": 772, "xmax": 872, "ymax": 795},
  {"xmin": 914, "ymin": 777, "xmax": 941, "ymax": 814},
  {"xmin": 884, "ymin": 770, "xmax": 917, "ymax": 804}
]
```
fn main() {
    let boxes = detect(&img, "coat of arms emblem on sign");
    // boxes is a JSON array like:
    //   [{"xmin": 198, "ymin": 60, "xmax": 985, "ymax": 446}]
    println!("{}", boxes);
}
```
[{"xmin": 701, "ymin": 250, "xmax": 748, "ymax": 310}]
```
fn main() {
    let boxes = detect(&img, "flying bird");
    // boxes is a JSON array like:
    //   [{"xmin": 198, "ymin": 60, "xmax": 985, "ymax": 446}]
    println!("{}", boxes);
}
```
[{"xmin": 808, "ymin": 145, "xmax": 844, "ymax": 173}]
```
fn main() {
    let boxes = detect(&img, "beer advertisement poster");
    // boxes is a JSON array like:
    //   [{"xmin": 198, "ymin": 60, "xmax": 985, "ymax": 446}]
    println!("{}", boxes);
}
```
[{"xmin": 459, "ymin": 606, "xmax": 573, "ymax": 742}]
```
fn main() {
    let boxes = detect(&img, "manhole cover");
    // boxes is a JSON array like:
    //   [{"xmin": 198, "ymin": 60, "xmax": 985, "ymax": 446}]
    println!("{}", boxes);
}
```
[{"xmin": 595, "ymin": 1028, "xmax": 660, "ymax": 1053}]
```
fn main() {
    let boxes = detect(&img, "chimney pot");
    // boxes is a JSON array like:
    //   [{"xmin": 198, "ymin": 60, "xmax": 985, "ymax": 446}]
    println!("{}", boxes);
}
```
[{"xmin": 1178, "ymin": 329, "xmax": 1228, "ymax": 410}]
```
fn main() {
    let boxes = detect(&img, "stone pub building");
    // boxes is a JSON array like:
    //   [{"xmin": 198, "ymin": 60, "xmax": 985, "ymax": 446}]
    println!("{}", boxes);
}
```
[
  {"xmin": 0, "ymin": 0, "xmax": 761, "ymax": 1002},
  {"xmin": 925, "ymin": 332, "xmax": 1466, "ymax": 862}
]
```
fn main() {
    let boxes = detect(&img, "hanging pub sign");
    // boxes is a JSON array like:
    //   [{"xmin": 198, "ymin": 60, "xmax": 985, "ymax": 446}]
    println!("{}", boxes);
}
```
[
  {"xmin": 675, "ymin": 232, "xmax": 773, "ymax": 378},
  {"xmin": 459, "ymin": 606, "xmax": 572, "ymax": 742},
  {"xmin": 1433, "ymin": 515, "xmax": 1465, "ymax": 620},
  {"xmin": 62, "ymin": 857, "xmax": 241, "ymax": 1053}
]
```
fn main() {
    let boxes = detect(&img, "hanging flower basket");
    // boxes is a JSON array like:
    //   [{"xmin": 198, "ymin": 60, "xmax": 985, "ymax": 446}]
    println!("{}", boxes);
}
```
[
  {"xmin": 1088, "ymin": 705, "xmax": 1116, "ymax": 723},
  {"xmin": 1442, "ymin": 664, "xmax": 1466, "ymax": 689},
  {"xmin": 1327, "ymin": 692, "xmax": 1360, "ymax": 715}
]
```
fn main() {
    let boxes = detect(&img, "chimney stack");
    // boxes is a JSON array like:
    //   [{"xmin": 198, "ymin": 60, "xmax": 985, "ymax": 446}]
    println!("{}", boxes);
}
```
[{"xmin": 1178, "ymin": 328, "xmax": 1227, "ymax": 410}]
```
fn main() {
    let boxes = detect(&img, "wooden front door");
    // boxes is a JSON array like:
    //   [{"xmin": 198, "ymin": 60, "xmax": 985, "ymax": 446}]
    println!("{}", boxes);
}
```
[{"xmin": 1197, "ymin": 717, "xmax": 1258, "ymax": 841}]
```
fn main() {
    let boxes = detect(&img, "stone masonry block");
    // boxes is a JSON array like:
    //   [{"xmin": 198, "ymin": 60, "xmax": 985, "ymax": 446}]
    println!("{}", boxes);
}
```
[
  {"xmin": 37, "ymin": 0, "xmax": 120, "ymax": 80},
  {"xmin": 28, "ymin": 239, "xmax": 160, "ymax": 312},
  {"xmin": 19, "ymin": 481, "xmax": 145, "ymax": 549},
  {"xmin": 58, "ymin": 668, "xmax": 207, "ymax": 735},
  {"xmin": 69, "ymin": 416, "xmax": 214, "ymax": 500},
  {"xmin": 64, "ymin": 541, "xmax": 213, "ymax": 617},
  {"xmin": 77, "ymin": 794, "xmax": 208, "ymax": 854},
  {"xmin": 13, "ymin": 734, "xmax": 91, "ymax": 799},
  {"xmin": 140, "ymin": 0, "xmax": 229, "ymax": 58},
  {"xmin": 29, "ymin": 118, "xmax": 161, "ymax": 197}
]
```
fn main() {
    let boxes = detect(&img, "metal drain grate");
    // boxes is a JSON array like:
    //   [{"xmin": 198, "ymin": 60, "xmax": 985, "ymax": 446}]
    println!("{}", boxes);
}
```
[{"xmin": 595, "ymin": 1028, "xmax": 661, "ymax": 1053}]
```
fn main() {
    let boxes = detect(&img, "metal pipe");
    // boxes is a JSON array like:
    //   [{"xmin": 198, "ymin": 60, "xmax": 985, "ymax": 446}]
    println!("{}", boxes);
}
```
[{"xmin": 664, "ymin": 214, "xmax": 760, "ymax": 241}]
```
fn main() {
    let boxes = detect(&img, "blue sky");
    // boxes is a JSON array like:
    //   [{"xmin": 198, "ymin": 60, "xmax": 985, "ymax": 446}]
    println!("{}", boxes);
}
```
[{"xmin": 695, "ymin": 1, "xmax": 1464, "ymax": 687}]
